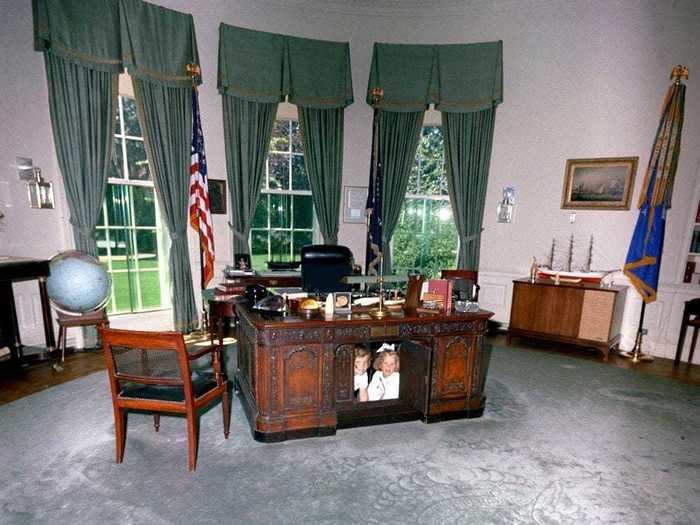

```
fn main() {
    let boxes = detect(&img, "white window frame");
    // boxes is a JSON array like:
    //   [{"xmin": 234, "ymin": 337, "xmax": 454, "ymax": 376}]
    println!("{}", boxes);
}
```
[
  {"xmin": 392, "ymin": 120, "xmax": 459, "ymax": 274},
  {"xmin": 249, "ymin": 106, "xmax": 320, "ymax": 268},
  {"xmin": 97, "ymin": 91, "xmax": 170, "ymax": 314}
]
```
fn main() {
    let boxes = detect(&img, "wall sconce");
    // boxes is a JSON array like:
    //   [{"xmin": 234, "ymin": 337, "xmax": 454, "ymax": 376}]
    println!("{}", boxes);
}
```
[
  {"xmin": 497, "ymin": 186, "xmax": 515, "ymax": 223},
  {"xmin": 16, "ymin": 157, "xmax": 55, "ymax": 209}
]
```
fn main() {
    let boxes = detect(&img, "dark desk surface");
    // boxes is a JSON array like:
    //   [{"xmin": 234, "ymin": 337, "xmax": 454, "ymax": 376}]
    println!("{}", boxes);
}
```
[
  {"xmin": 0, "ymin": 257, "xmax": 50, "ymax": 282},
  {"xmin": 240, "ymin": 303, "xmax": 493, "ymax": 330}
]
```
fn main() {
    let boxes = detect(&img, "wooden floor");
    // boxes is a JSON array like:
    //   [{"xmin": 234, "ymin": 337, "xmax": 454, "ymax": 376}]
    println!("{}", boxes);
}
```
[{"xmin": 1, "ymin": 333, "xmax": 697, "ymax": 406}]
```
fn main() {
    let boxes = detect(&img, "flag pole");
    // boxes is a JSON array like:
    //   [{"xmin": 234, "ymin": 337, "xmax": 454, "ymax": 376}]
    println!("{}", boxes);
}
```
[
  {"xmin": 186, "ymin": 63, "xmax": 208, "ymax": 333},
  {"xmin": 620, "ymin": 65, "xmax": 688, "ymax": 363}
]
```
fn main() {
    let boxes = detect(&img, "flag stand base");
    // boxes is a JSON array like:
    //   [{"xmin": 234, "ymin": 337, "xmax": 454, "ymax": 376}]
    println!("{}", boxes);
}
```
[{"xmin": 620, "ymin": 303, "xmax": 654, "ymax": 362}]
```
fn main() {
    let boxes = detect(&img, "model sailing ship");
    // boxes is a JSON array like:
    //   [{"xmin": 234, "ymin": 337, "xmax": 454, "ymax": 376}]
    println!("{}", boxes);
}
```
[{"xmin": 535, "ymin": 235, "xmax": 607, "ymax": 284}]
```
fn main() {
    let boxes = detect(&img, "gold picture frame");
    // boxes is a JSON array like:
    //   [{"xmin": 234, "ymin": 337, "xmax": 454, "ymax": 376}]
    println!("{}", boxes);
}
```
[{"xmin": 561, "ymin": 157, "xmax": 638, "ymax": 210}]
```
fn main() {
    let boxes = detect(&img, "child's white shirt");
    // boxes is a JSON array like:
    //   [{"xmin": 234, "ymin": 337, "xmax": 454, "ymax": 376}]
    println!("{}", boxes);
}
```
[
  {"xmin": 354, "ymin": 372, "xmax": 369, "ymax": 391},
  {"xmin": 367, "ymin": 372, "xmax": 400, "ymax": 401}
]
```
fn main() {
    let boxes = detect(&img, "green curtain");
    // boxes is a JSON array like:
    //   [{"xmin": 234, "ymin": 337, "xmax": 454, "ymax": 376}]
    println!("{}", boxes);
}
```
[
  {"xmin": 119, "ymin": 0, "xmax": 200, "ymax": 88},
  {"xmin": 218, "ymin": 23, "xmax": 353, "ymax": 108},
  {"xmin": 367, "ymin": 41, "xmax": 503, "ymax": 112},
  {"xmin": 133, "ymin": 80, "xmax": 197, "ymax": 332},
  {"xmin": 222, "ymin": 95, "xmax": 278, "ymax": 254},
  {"xmin": 33, "ymin": 0, "xmax": 122, "ymax": 73},
  {"xmin": 442, "ymin": 108, "xmax": 497, "ymax": 270},
  {"xmin": 298, "ymin": 107, "xmax": 344, "ymax": 244},
  {"xmin": 43, "ymin": 51, "xmax": 118, "ymax": 256},
  {"xmin": 379, "ymin": 110, "xmax": 425, "ymax": 273}
]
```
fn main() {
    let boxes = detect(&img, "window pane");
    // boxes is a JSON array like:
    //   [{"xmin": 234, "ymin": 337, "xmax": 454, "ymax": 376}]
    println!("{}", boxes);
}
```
[
  {"xmin": 407, "ymin": 160, "xmax": 419, "ymax": 194},
  {"xmin": 95, "ymin": 229, "xmax": 108, "ymax": 257},
  {"xmin": 105, "ymin": 184, "xmax": 130, "ymax": 227},
  {"xmin": 291, "ymin": 120, "xmax": 302, "ymax": 153},
  {"xmin": 252, "ymin": 195, "xmax": 269, "ymax": 228},
  {"xmin": 138, "ymin": 271, "xmax": 161, "ymax": 309},
  {"xmin": 393, "ymin": 125, "xmax": 456, "ymax": 278},
  {"xmin": 270, "ymin": 120, "xmax": 290, "ymax": 152},
  {"xmin": 133, "ymin": 186, "xmax": 156, "ymax": 227},
  {"xmin": 420, "ymin": 157, "xmax": 443, "ymax": 195},
  {"xmin": 270, "ymin": 230, "xmax": 292, "ymax": 261},
  {"xmin": 250, "ymin": 230, "xmax": 268, "ymax": 271},
  {"xmin": 291, "ymin": 154, "xmax": 309, "ymax": 191},
  {"xmin": 122, "ymin": 97, "xmax": 142, "ymax": 137},
  {"xmin": 110, "ymin": 267, "xmax": 134, "ymax": 313},
  {"xmin": 114, "ymin": 102, "xmax": 122, "ymax": 135},
  {"xmin": 135, "ymin": 230, "xmax": 158, "ymax": 265},
  {"xmin": 269, "ymin": 194, "xmax": 291, "ymax": 229},
  {"xmin": 293, "ymin": 230, "xmax": 312, "ymax": 259},
  {"xmin": 110, "ymin": 138, "xmax": 124, "ymax": 179},
  {"xmin": 268, "ymin": 153, "xmax": 289, "ymax": 190},
  {"xmin": 293, "ymin": 194, "xmax": 313, "ymax": 229},
  {"xmin": 125, "ymin": 139, "xmax": 150, "ymax": 181}
]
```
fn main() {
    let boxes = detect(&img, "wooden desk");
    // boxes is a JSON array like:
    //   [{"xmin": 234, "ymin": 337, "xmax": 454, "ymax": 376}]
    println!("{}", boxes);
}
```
[
  {"xmin": 221, "ymin": 272, "xmax": 301, "ymax": 291},
  {"xmin": 507, "ymin": 278, "xmax": 627, "ymax": 360},
  {"xmin": 0, "ymin": 257, "xmax": 56, "ymax": 366},
  {"xmin": 236, "ymin": 302, "xmax": 494, "ymax": 442}
]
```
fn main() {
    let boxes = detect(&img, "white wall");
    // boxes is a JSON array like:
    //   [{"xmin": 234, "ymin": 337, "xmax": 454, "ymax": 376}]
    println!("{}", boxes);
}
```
[{"xmin": 2, "ymin": 0, "xmax": 699, "ymax": 362}]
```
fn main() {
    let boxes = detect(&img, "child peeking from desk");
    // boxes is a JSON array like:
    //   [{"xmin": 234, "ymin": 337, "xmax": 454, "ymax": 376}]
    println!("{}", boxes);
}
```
[
  {"xmin": 367, "ymin": 344, "xmax": 400, "ymax": 401},
  {"xmin": 353, "ymin": 347, "xmax": 374, "ymax": 402}
]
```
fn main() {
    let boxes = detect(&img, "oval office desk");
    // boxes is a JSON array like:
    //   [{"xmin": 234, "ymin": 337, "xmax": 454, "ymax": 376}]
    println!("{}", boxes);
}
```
[{"xmin": 235, "ymin": 302, "xmax": 494, "ymax": 442}]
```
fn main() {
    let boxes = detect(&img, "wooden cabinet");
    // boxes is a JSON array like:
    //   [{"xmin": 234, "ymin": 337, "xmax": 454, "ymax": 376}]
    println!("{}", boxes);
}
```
[{"xmin": 508, "ymin": 278, "xmax": 627, "ymax": 360}]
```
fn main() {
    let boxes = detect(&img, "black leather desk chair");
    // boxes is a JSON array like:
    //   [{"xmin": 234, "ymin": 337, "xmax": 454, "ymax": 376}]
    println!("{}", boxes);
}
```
[{"xmin": 674, "ymin": 298, "xmax": 700, "ymax": 366}]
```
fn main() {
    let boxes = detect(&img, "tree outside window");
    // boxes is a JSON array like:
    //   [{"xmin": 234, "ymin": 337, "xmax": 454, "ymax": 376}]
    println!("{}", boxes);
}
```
[
  {"xmin": 392, "ymin": 126, "xmax": 458, "ymax": 278},
  {"xmin": 250, "ymin": 119, "xmax": 315, "ymax": 270}
]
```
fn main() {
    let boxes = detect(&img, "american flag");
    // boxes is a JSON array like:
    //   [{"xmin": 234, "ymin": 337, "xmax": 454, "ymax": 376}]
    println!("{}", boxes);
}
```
[{"xmin": 189, "ymin": 87, "xmax": 215, "ymax": 288}]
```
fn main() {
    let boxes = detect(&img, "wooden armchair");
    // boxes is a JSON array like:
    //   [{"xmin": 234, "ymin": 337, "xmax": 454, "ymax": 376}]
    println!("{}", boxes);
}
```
[
  {"xmin": 441, "ymin": 269, "xmax": 479, "ymax": 301},
  {"xmin": 98, "ymin": 327, "xmax": 230, "ymax": 471}
]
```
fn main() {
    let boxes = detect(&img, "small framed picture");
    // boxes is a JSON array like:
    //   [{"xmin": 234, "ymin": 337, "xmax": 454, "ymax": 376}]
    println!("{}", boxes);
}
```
[
  {"xmin": 334, "ymin": 291, "xmax": 352, "ymax": 314},
  {"xmin": 209, "ymin": 179, "xmax": 227, "ymax": 214}
]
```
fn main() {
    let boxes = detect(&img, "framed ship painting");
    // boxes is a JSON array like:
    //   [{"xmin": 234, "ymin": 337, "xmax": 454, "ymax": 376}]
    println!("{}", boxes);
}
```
[{"xmin": 561, "ymin": 157, "xmax": 638, "ymax": 210}]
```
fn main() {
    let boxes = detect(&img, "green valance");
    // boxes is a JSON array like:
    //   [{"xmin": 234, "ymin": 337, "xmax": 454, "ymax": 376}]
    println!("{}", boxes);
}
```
[
  {"xmin": 33, "ymin": 0, "xmax": 122, "ymax": 73},
  {"xmin": 367, "ymin": 41, "xmax": 503, "ymax": 113},
  {"xmin": 119, "ymin": 0, "xmax": 200, "ymax": 87},
  {"xmin": 218, "ymin": 24, "xmax": 353, "ymax": 109}
]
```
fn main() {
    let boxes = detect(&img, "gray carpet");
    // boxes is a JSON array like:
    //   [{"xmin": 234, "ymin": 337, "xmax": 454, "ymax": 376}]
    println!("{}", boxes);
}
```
[{"xmin": 1, "ymin": 345, "xmax": 698, "ymax": 525}]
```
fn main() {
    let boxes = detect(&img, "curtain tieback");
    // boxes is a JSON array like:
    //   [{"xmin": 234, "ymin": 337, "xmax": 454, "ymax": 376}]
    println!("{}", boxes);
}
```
[
  {"xmin": 462, "ymin": 233, "xmax": 481, "ymax": 244},
  {"xmin": 170, "ymin": 231, "xmax": 186, "ymax": 241},
  {"xmin": 227, "ymin": 222, "xmax": 248, "ymax": 243},
  {"xmin": 69, "ymin": 220, "xmax": 95, "ymax": 239}
]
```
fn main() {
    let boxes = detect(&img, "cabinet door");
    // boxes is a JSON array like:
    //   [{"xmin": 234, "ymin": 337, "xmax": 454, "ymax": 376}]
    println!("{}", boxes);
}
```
[
  {"xmin": 433, "ymin": 335, "xmax": 475, "ymax": 401},
  {"xmin": 276, "ymin": 344, "xmax": 325, "ymax": 415},
  {"xmin": 511, "ymin": 283, "xmax": 582, "ymax": 337}
]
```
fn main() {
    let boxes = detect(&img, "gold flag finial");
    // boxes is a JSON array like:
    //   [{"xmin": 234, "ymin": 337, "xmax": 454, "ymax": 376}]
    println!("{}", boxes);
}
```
[
  {"xmin": 186, "ymin": 63, "xmax": 201, "ymax": 86},
  {"xmin": 371, "ymin": 87, "xmax": 384, "ymax": 106},
  {"xmin": 670, "ymin": 65, "xmax": 688, "ymax": 83}
]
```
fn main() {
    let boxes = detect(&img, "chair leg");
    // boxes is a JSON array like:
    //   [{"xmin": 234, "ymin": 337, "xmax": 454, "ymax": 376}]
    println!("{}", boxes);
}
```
[
  {"xmin": 153, "ymin": 414, "xmax": 160, "ymax": 432},
  {"xmin": 222, "ymin": 389, "xmax": 231, "ymax": 439},
  {"xmin": 186, "ymin": 412, "xmax": 199, "ymax": 471},
  {"xmin": 114, "ymin": 407, "xmax": 128, "ymax": 464},
  {"xmin": 688, "ymin": 327, "xmax": 699, "ymax": 365}
]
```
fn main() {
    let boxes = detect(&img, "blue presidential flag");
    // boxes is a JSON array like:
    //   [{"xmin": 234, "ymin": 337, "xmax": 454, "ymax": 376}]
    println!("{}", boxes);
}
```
[{"xmin": 624, "ymin": 68, "xmax": 686, "ymax": 303}]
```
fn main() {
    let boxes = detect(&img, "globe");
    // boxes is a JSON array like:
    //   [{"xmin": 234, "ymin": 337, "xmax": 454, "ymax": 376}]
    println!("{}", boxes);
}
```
[{"xmin": 46, "ymin": 251, "xmax": 111, "ymax": 314}]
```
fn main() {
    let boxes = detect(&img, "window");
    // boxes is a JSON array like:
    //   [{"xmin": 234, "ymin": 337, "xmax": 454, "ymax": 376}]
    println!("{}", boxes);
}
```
[
  {"xmin": 392, "ymin": 126, "xmax": 458, "ymax": 278},
  {"xmin": 250, "ymin": 119, "xmax": 315, "ymax": 270},
  {"xmin": 96, "ymin": 95, "xmax": 170, "ymax": 314}
]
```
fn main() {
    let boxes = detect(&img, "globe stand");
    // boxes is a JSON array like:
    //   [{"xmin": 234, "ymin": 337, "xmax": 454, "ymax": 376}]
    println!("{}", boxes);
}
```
[{"xmin": 51, "ymin": 308, "xmax": 109, "ymax": 372}]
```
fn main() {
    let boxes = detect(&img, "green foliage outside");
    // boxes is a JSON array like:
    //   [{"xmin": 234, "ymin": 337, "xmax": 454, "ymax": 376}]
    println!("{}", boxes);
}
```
[{"xmin": 392, "ymin": 126, "xmax": 458, "ymax": 279}]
